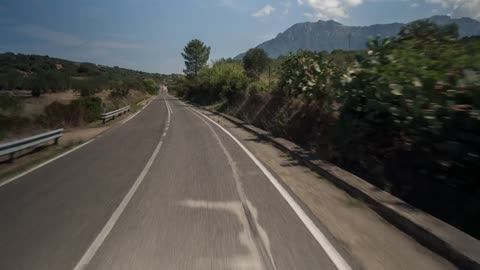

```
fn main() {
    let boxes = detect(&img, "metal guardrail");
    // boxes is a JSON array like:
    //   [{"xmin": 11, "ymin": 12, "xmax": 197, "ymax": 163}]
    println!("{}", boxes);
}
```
[
  {"xmin": 100, "ymin": 105, "xmax": 130, "ymax": 124},
  {"xmin": 0, "ymin": 129, "xmax": 64, "ymax": 162}
]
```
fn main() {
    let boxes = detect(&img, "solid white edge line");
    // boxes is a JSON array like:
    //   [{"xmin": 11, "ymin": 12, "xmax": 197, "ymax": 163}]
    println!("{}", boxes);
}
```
[
  {"xmin": 0, "ymin": 98, "xmax": 157, "ymax": 188},
  {"xmin": 121, "ymin": 111, "xmax": 140, "ymax": 125},
  {"xmin": 72, "ymin": 97, "xmax": 171, "ymax": 270},
  {"xmin": 165, "ymin": 99, "xmax": 173, "ymax": 115},
  {"xmin": 188, "ymin": 106, "xmax": 352, "ymax": 270},
  {"xmin": 0, "ymin": 139, "xmax": 95, "ymax": 188},
  {"xmin": 122, "ymin": 98, "xmax": 154, "ymax": 125}
]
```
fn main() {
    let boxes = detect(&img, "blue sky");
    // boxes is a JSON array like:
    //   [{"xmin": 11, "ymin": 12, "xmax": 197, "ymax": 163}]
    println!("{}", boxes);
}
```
[{"xmin": 0, "ymin": 0, "xmax": 479, "ymax": 74}]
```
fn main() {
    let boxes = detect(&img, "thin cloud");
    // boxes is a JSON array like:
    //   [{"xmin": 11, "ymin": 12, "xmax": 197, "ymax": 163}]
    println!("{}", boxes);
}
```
[
  {"xmin": 252, "ymin": 4, "xmax": 275, "ymax": 17},
  {"xmin": 298, "ymin": 0, "xmax": 364, "ymax": 19},
  {"xmin": 451, "ymin": 0, "xmax": 480, "ymax": 19},
  {"xmin": 428, "ymin": 0, "xmax": 480, "ymax": 19},
  {"xmin": 304, "ymin": 12, "xmax": 314, "ymax": 19},
  {"xmin": 283, "ymin": 1, "xmax": 292, "ymax": 15}
]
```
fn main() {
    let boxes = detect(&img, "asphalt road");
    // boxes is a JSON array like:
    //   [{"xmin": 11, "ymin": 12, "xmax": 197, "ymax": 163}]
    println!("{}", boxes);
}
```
[{"xmin": 0, "ymin": 92, "xmax": 351, "ymax": 270}]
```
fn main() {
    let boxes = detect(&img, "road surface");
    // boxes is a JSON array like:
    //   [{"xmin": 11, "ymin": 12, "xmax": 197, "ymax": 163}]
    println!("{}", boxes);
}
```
[{"xmin": 0, "ymin": 93, "xmax": 351, "ymax": 270}]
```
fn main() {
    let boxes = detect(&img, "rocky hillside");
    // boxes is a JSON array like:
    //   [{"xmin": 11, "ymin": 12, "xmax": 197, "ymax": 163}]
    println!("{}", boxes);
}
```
[{"xmin": 236, "ymin": 15, "xmax": 480, "ymax": 59}]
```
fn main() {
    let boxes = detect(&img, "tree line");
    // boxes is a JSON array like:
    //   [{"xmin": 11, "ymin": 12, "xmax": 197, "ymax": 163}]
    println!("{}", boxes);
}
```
[{"xmin": 0, "ymin": 53, "xmax": 166, "ymax": 97}]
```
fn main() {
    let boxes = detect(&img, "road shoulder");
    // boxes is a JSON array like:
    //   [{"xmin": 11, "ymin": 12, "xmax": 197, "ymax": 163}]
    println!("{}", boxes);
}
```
[
  {"xmin": 200, "ymin": 108, "xmax": 457, "ymax": 270},
  {"xmin": 0, "ymin": 98, "xmax": 153, "ymax": 185}
]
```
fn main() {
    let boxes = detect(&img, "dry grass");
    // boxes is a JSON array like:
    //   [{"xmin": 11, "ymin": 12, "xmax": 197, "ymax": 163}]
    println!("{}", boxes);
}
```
[{"xmin": 20, "ymin": 90, "xmax": 79, "ymax": 119}]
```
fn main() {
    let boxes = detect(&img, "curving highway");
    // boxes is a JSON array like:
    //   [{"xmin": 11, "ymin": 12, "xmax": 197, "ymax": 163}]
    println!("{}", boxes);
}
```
[{"xmin": 0, "ymin": 92, "xmax": 351, "ymax": 270}]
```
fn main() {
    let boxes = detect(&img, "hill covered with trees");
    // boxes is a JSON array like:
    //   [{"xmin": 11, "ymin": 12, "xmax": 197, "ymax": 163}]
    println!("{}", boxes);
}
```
[
  {"xmin": 0, "ymin": 53, "xmax": 179, "ymax": 142},
  {"xmin": 0, "ymin": 53, "xmax": 175, "ymax": 95}
]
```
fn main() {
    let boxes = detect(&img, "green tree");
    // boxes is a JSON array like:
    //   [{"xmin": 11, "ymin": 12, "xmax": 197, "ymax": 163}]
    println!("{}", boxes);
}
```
[
  {"xmin": 181, "ymin": 39, "xmax": 211, "ymax": 77},
  {"xmin": 243, "ymin": 48, "xmax": 270, "ymax": 79}
]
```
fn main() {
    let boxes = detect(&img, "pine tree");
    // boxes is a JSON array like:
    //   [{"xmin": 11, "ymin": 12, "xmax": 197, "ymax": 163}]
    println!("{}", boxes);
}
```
[{"xmin": 181, "ymin": 39, "xmax": 211, "ymax": 77}]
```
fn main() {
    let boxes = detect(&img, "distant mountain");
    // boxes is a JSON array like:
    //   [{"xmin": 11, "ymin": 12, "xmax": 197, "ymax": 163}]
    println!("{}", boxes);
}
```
[{"xmin": 235, "ymin": 15, "xmax": 480, "ymax": 59}]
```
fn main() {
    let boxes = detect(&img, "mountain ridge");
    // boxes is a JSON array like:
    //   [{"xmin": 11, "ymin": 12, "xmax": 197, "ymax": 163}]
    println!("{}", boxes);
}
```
[{"xmin": 235, "ymin": 15, "xmax": 480, "ymax": 59}]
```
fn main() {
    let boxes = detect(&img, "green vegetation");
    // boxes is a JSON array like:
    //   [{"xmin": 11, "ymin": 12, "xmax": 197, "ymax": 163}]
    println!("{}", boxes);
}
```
[
  {"xmin": 279, "ymin": 50, "xmax": 339, "ymax": 105},
  {"xmin": 35, "ymin": 96, "xmax": 101, "ymax": 128},
  {"xmin": 182, "ymin": 39, "xmax": 211, "ymax": 77},
  {"xmin": 0, "ymin": 53, "xmax": 169, "ymax": 141},
  {"xmin": 172, "ymin": 59, "xmax": 248, "ymax": 104},
  {"xmin": 0, "ymin": 53, "xmax": 167, "ymax": 96},
  {"xmin": 171, "ymin": 22, "xmax": 480, "ymax": 238},
  {"xmin": 73, "ymin": 96, "xmax": 103, "ymax": 123},
  {"xmin": 243, "ymin": 48, "xmax": 270, "ymax": 79}
]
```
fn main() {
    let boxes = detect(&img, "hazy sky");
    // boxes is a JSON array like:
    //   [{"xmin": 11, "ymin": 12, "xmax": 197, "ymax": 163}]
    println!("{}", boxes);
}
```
[{"xmin": 0, "ymin": 0, "xmax": 479, "ymax": 74}]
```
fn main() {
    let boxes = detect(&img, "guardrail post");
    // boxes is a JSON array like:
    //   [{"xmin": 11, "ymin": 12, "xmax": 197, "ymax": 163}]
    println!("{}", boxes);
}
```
[
  {"xmin": 103, "ymin": 119, "xmax": 106, "ymax": 124},
  {"xmin": 9, "ymin": 152, "xmax": 15, "ymax": 163},
  {"xmin": 54, "ymin": 137, "xmax": 59, "ymax": 145}
]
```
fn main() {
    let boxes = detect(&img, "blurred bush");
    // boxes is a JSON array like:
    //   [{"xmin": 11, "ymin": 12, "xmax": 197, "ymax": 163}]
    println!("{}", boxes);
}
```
[{"xmin": 279, "ymin": 50, "xmax": 340, "ymax": 108}]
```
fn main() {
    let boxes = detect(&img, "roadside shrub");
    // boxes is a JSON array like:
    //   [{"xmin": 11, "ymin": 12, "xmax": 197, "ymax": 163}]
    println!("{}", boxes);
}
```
[
  {"xmin": 247, "ymin": 80, "xmax": 270, "ymax": 94},
  {"xmin": 279, "ymin": 50, "xmax": 340, "ymax": 108},
  {"xmin": 39, "ymin": 96, "xmax": 102, "ymax": 127},
  {"xmin": 40, "ymin": 101, "xmax": 83, "ymax": 127},
  {"xmin": 110, "ymin": 80, "xmax": 130, "ymax": 98},
  {"xmin": 338, "ymin": 22, "xmax": 480, "ymax": 169},
  {"xmin": 199, "ymin": 60, "xmax": 248, "ymax": 102},
  {"xmin": 172, "ymin": 60, "xmax": 248, "ymax": 104},
  {"xmin": 72, "ymin": 96, "xmax": 102, "ymax": 123},
  {"xmin": 246, "ymin": 73, "xmax": 278, "ymax": 95},
  {"xmin": 335, "ymin": 21, "xmax": 480, "ymax": 237},
  {"xmin": 143, "ymin": 79, "xmax": 159, "ymax": 95}
]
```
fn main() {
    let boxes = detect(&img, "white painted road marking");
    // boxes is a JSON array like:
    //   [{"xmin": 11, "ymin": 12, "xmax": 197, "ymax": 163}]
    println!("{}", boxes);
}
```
[
  {"xmin": 188, "ymin": 105, "xmax": 352, "ymax": 270},
  {"xmin": 0, "ymin": 139, "xmax": 95, "ymax": 188},
  {"xmin": 73, "ymin": 97, "xmax": 172, "ymax": 270},
  {"xmin": 165, "ymin": 98, "xmax": 173, "ymax": 115},
  {"xmin": 121, "ymin": 111, "xmax": 140, "ymax": 125},
  {"xmin": 122, "ymin": 99, "xmax": 153, "ymax": 125},
  {"xmin": 188, "ymin": 107, "xmax": 277, "ymax": 270}
]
